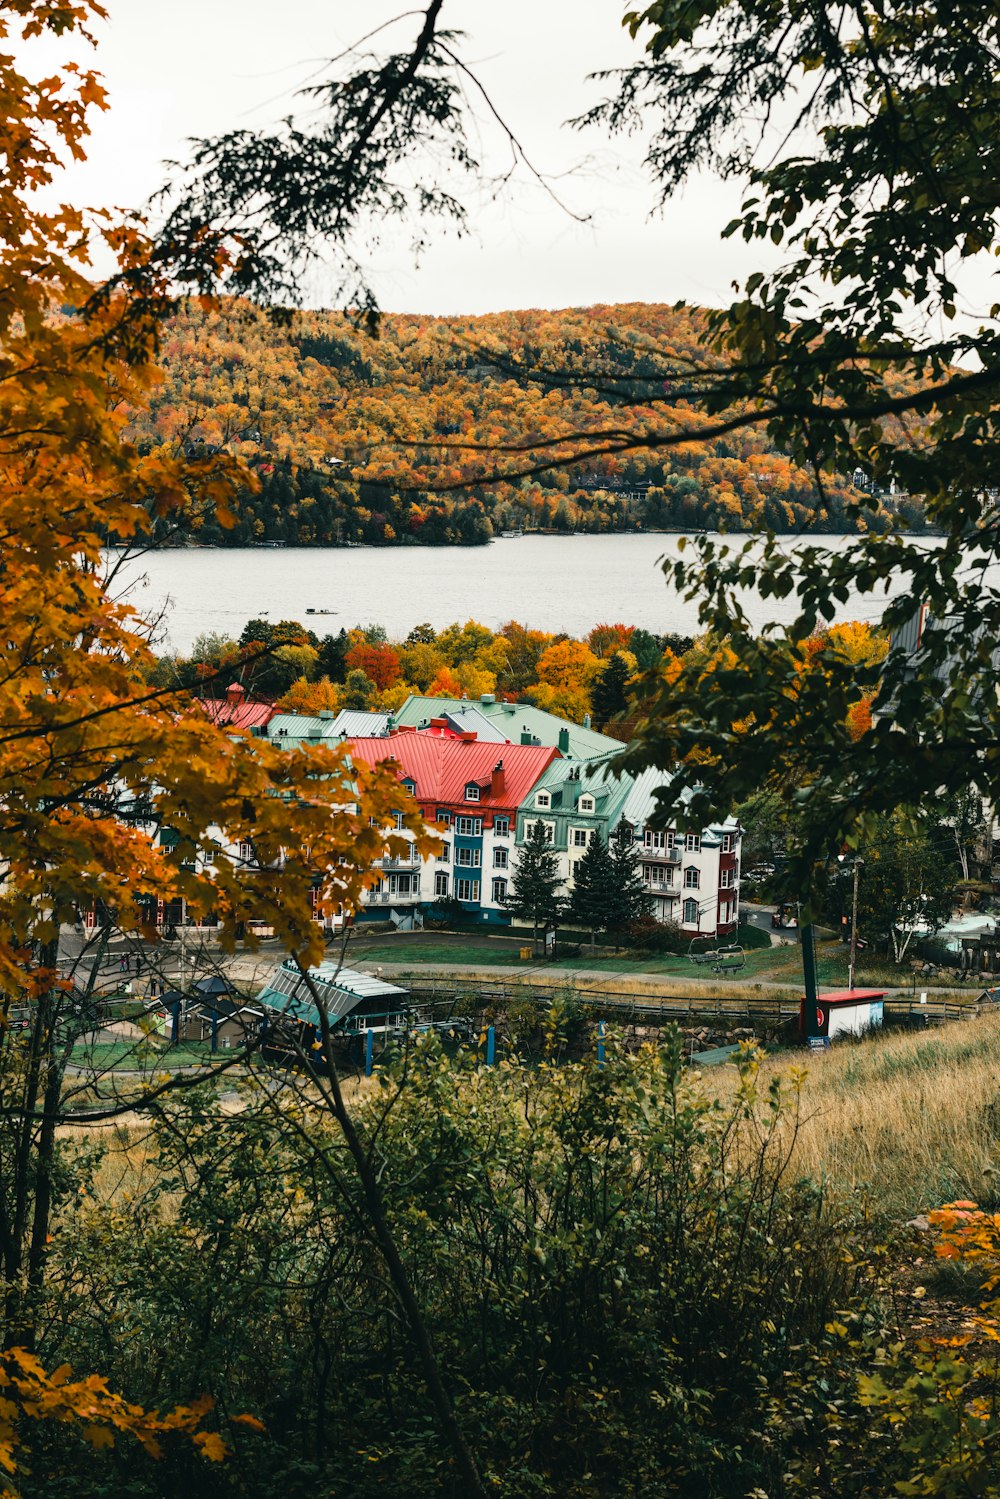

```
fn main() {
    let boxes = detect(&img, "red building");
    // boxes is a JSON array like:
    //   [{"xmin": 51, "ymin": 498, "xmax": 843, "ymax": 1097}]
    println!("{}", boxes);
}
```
[{"xmin": 347, "ymin": 729, "xmax": 560, "ymax": 922}]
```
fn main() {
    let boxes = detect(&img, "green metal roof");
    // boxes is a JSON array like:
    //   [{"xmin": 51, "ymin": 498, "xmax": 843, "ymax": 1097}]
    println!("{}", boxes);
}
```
[
  {"xmin": 256, "ymin": 960, "xmax": 408, "ymax": 1029},
  {"xmin": 395, "ymin": 695, "xmax": 622, "ymax": 760}
]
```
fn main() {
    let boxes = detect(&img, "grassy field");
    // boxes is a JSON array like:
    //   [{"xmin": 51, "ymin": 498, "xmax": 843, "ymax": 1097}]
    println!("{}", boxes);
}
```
[
  {"xmin": 711, "ymin": 1010, "xmax": 1000, "ymax": 1218},
  {"xmin": 71, "ymin": 1039, "xmax": 221, "ymax": 1071},
  {"xmin": 346, "ymin": 929, "xmax": 973, "ymax": 990}
]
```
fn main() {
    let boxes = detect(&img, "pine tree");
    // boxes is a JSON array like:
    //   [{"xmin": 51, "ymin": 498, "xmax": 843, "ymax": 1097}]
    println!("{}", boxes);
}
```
[
  {"xmin": 505, "ymin": 820, "xmax": 563, "ymax": 945},
  {"xmin": 607, "ymin": 826, "xmax": 655, "ymax": 938},
  {"xmin": 591, "ymin": 652, "xmax": 632, "ymax": 727},
  {"xmin": 568, "ymin": 832, "xmax": 615, "ymax": 945}
]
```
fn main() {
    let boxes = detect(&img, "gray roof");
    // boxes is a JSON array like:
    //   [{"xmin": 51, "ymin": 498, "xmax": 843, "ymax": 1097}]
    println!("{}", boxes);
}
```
[{"xmin": 330, "ymin": 709, "xmax": 392, "ymax": 738}]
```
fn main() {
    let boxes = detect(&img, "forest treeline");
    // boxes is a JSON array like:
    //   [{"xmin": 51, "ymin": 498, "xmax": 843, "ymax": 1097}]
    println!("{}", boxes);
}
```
[
  {"xmin": 128, "ymin": 302, "xmax": 927, "ymax": 548},
  {"xmin": 158, "ymin": 615, "xmax": 886, "ymax": 739}
]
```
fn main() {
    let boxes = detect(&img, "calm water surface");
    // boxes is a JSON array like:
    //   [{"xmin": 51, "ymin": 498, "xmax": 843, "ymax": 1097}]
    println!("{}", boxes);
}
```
[{"xmin": 109, "ymin": 533, "xmax": 942, "ymax": 653}]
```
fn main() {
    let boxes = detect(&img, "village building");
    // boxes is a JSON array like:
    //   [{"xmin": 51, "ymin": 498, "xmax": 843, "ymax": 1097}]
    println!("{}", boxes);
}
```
[
  {"xmin": 516, "ymin": 753, "xmax": 631, "ymax": 896},
  {"xmin": 346, "ymin": 730, "xmax": 560, "ymax": 925},
  {"xmin": 618, "ymin": 768, "xmax": 741, "ymax": 936}
]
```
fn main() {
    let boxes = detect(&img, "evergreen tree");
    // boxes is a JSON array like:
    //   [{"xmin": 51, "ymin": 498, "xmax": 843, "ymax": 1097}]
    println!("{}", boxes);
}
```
[
  {"xmin": 591, "ymin": 652, "xmax": 633, "ymax": 727},
  {"xmin": 505, "ymin": 820, "xmax": 563, "ymax": 945},
  {"xmin": 568, "ymin": 831, "xmax": 615, "ymax": 944},
  {"xmin": 607, "ymin": 826, "xmax": 655, "ymax": 937}
]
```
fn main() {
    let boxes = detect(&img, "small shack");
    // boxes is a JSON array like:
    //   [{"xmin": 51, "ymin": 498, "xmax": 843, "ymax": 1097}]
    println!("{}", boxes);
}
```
[
  {"xmin": 152, "ymin": 988, "xmax": 264, "ymax": 1050},
  {"xmin": 799, "ymin": 988, "xmax": 886, "ymax": 1042},
  {"xmin": 255, "ymin": 959, "xmax": 411, "ymax": 1063}
]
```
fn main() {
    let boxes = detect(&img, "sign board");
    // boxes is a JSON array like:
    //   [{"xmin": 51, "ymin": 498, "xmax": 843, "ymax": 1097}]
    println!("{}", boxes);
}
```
[{"xmin": 808, "ymin": 1036, "xmax": 831, "ymax": 1051}]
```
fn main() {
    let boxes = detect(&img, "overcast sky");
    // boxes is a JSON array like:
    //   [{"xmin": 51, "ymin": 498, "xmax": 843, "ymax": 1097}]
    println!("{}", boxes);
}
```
[{"xmin": 45, "ymin": 0, "xmax": 776, "ymax": 315}]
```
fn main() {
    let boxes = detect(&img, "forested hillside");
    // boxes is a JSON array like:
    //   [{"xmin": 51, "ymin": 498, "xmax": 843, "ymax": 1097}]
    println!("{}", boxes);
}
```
[{"xmin": 131, "ymin": 301, "xmax": 924, "ymax": 547}]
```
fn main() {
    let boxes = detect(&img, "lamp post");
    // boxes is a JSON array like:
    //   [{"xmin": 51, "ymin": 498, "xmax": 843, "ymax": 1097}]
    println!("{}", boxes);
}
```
[{"xmin": 838, "ymin": 855, "xmax": 864, "ymax": 992}]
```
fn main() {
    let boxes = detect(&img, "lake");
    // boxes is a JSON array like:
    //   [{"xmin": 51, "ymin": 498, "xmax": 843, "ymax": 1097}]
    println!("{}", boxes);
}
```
[{"xmin": 108, "ymin": 532, "xmax": 932, "ymax": 653}]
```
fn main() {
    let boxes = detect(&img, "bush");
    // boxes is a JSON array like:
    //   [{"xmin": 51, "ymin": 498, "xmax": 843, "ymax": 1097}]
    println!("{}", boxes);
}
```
[{"xmin": 624, "ymin": 915, "xmax": 687, "ymax": 953}]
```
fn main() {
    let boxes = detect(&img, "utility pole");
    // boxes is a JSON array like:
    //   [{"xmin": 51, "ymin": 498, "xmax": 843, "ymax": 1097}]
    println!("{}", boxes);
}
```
[
  {"xmin": 800, "ymin": 920, "xmax": 822, "ymax": 1040},
  {"xmin": 848, "ymin": 859, "xmax": 863, "ymax": 992}
]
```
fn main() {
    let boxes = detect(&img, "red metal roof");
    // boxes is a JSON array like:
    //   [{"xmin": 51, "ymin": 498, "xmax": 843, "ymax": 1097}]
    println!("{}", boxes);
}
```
[
  {"xmin": 810, "ymin": 989, "xmax": 886, "ymax": 1005},
  {"xmin": 197, "ymin": 697, "xmax": 275, "ymax": 731},
  {"xmin": 347, "ymin": 732, "xmax": 559, "ymax": 812}
]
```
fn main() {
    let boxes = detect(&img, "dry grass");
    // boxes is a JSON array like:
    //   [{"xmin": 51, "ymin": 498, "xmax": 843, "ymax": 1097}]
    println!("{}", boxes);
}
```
[{"xmin": 742, "ymin": 1012, "xmax": 1000, "ymax": 1218}]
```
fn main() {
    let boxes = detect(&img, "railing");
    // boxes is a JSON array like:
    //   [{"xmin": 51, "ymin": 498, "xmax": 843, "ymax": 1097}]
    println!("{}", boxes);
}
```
[
  {"xmin": 400, "ymin": 975, "xmax": 988, "ymax": 1029},
  {"xmin": 641, "ymin": 845, "xmax": 682, "ymax": 864}
]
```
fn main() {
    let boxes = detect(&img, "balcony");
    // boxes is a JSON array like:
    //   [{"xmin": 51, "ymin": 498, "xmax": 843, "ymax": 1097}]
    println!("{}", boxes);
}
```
[
  {"xmin": 641, "ymin": 843, "xmax": 681, "ymax": 864},
  {"xmin": 378, "ymin": 850, "xmax": 421, "ymax": 870}
]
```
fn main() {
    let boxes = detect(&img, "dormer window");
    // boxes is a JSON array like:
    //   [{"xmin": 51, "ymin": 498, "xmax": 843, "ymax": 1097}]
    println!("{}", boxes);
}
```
[
  {"xmin": 579, "ymin": 794, "xmax": 594, "ymax": 813},
  {"xmin": 535, "ymin": 791, "xmax": 550, "ymax": 809},
  {"xmin": 465, "ymin": 784, "xmax": 480, "ymax": 802},
  {"xmin": 402, "ymin": 778, "xmax": 416, "ymax": 796}
]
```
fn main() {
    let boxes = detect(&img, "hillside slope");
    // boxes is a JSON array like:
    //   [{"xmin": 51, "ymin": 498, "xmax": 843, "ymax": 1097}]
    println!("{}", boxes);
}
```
[{"xmin": 131, "ymin": 301, "xmax": 920, "ymax": 546}]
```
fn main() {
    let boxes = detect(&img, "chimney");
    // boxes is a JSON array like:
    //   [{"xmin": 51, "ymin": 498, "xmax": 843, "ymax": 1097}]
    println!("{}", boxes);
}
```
[
  {"xmin": 557, "ymin": 727, "xmax": 570, "ymax": 753},
  {"xmin": 318, "ymin": 710, "xmax": 336, "ymax": 720},
  {"xmin": 480, "ymin": 693, "xmax": 496, "ymax": 705},
  {"xmin": 226, "ymin": 682, "xmax": 245, "ymax": 705},
  {"xmin": 491, "ymin": 758, "xmax": 505, "ymax": 797},
  {"xmin": 520, "ymin": 731, "xmax": 532, "ymax": 745},
  {"xmin": 583, "ymin": 713, "xmax": 592, "ymax": 729}
]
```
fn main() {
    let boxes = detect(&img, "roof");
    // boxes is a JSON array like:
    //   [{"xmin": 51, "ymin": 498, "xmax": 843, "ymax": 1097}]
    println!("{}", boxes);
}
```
[
  {"xmin": 395, "ymin": 694, "xmax": 621, "ymax": 759},
  {"xmin": 263, "ymin": 713, "xmax": 333, "ymax": 745},
  {"xmin": 256, "ymin": 960, "xmax": 408, "ymax": 1029},
  {"xmin": 329, "ymin": 708, "xmax": 392, "ymax": 738},
  {"xmin": 197, "ymin": 695, "xmax": 275, "ymax": 732},
  {"xmin": 528, "ymin": 753, "xmax": 632, "ymax": 822},
  {"xmin": 620, "ymin": 765, "xmax": 739, "ymax": 844},
  {"xmin": 347, "ymin": 732, "xmax": 559, "ymax": 811},
  {"xmin": 814, "ymin": 989, "xmax": 886, "ymax": 1005},
  {"xmin": 420, "ymin": 705, "xmax": 508, "ymax": 742}
]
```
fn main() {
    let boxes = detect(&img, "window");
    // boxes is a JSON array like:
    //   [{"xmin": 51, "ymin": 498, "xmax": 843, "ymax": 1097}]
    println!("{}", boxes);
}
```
[
  {"xmin": 493, "ymin": 847, "xmax": 508, "ymax": 868},
  {"xmin": 579, "ymin": 795, "xmax": 594, "ymax": 813},
  {"xmin": 237, "ymin": 840, "xmax": 255, "ymax": 865},
  {"xmin": 202, "ymin": 848, "xmax": 215, "ymax": 867},
  {"xmin": 571, "ymin": 828, "xmax": 589, "ymax": 848},
  {"xmin": 492, "ymin": 877, "xmax": 508, "ymax": 904},
  {"xmin": 465, "ymin": 784, "xmax": 480, "ymax": 802},
  {"xmin": 720, "ymin": 900, "xmax": 731, "ymax": 924},
  {"xmin": 434, "ymin": 871, "xmax": 449, "ymax": 897},
  {"xmin": 456, "ymin": 878, "xmax": 479, "ymax": 902},
  {"xmin": 436, "ymin": 843, "xmax": 451, "ymax": 862},
  {"xmin": 721, "ymin": 833, "xmax": 733, "ymax": 853},
  {"xmin": 526, "ymin": 819, "xmax": 553, "ymax": 843},
  {"xmin": 535, "ymin": 791, "xmax": 550, "ymax": 809},
  {"xmin": 402, "ymin": 779, "xmax": 416, "ymax": 795},
  {"xmin": 685, "ymin": 833, "xmax": 701, "ymax": 852},
  {"xmin": 644, "ymin": 830, "xmax": 666, "ymax": 851},
  {"xmin": 683, "ymin": 898, "xmax": 699, "ymax": 924},
  {"xmin": 437, "ymin": 810, "xmax": 452, "ymax": 829},
  {"xmin": 493, "ymin": 816, "xmax": 510, "ymax": 836},
  {"xmin": 456, "ymin": 846, "xmax": 481, "ymax": 867},
  {"xmin": 393, "ymin": 810, "xmax": 404, "ymax": 830},
  {"xmin": 684, "ymin": 867, "xmax": 700, "ymax": 889},
  {"xmin": 456, "ymin": 816, "xmax": 482, "ymax": 836},
  {"xmin": 720, "ymin": 868, "xmax": 735, "ymax": 889}
]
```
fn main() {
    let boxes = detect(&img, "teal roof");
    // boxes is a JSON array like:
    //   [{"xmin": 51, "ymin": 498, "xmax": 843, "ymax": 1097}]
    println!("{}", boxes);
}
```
[
  {"xmin": 517, "ymin": 753, "xmax": 633, "ymax": 844},
  {"xmin": 256, "ymin": 959, "xmax": 408, "ymax": 1029},
  {"xmin": 263, "ymin": 713, "xmax": 338, "ymax": 747},
  {"xmin": 621, "ymin": 767, "xmax": 739, "ymax": 845},
  {"xmin": 395, "ymin": 695, "xmax": 622, "ymax": 760}
]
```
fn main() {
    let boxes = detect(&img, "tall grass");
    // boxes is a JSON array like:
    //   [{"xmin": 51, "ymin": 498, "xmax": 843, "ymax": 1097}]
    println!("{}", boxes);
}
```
[{"xmin": 750, "ymin": 1012, "xmax": 1000, "ymax": 1217}]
